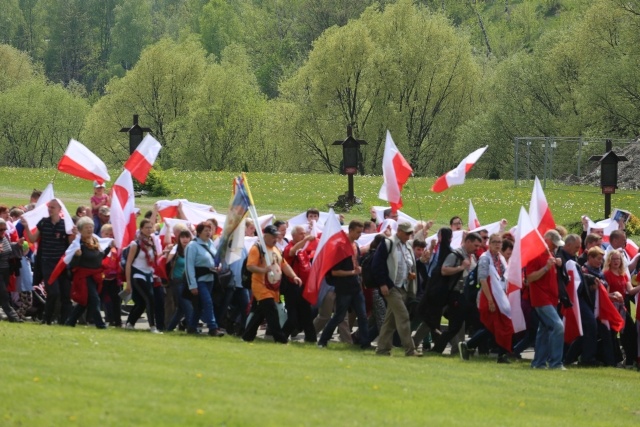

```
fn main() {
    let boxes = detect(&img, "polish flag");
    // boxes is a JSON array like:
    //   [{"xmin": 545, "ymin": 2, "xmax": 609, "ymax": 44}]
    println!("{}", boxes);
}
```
[
  {"xmin": 124, "ymin": 134, "xmax": 162, "ymax": 184},
  {"xmin": 378, "ymin": 131, "xmax": 413, "ymax": 211},
  {"xmin": 156, "ymin": 199, "xmax": 213, "ymax": 220},
  {"xmin": 303, "ymin": 209, "xmax": 354, "ymax": 306},
  {"xmin": 431, "ymin": 146, "xmax": 488, "ymax": 193},
  {"xmin": 110, "ymin": 170, "xmax": 137, "ymax": 249},
  {"xmin": 468, "ymin": 199, "xmax": 481, "ymax": 230},
  {"xmin": 21, "ymin": 195, "xmax": 74, "ymax": 235},
  {"xmin": 529, "ymin": 177, "xmax": 556, "ymax": 235},
  {"xmin": 562, "ymin": 260, "xmax": 583, "ymax": 343},
  {"xmin": 58, "ymin": 139, "xmax": 110, "ymax": 184},
  {"xmin": 478, "ymin": 254, "xmax": 514, "ymax": 351},
  {"xmin": 36, "ymin": 183, "xmax": 55, "ymax": 208},
  {"xmin": 595, "ymin": 282, "xmax": 624, "ymax": 332},
  {"xmin": 48, "ymin": 234, "xmax": 113, "ymax": 285},
  {"xmin": 505, "ymin": 207, "xmax": 549, "ymax": 333}
]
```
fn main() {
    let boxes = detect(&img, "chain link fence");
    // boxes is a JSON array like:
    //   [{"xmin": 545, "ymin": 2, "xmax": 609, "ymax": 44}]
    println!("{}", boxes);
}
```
[{"xmin": 513, "ymin": 137, "xmax": 636, "ymax": 190}]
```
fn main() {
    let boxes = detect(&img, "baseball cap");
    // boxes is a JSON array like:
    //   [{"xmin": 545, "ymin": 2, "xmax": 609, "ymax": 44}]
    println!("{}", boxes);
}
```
[{"xmin": 397, "ymin": 222, "xmax": 414, "ymax": 234}]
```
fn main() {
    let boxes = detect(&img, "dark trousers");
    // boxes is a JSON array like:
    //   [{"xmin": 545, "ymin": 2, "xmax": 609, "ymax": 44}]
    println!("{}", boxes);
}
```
[
  {"xmin": 432, "ymin": 292, "xmax": 469, "ymax": 353},
  {"xmin": 243, "ymin": 298, "xmax": 288, "ymax": 343},
  {"xmin": 167, "ymin": 280, "xmax": 194, "ymax": 331},
  {"xmin": 127, "ymin": 277, "xmax": 156, "ymax": 327},
  {"xmin": 0, "ymin": 268, "xmax": 19, "ymax": 321},
  {"xmin": 66, "ymin": 277, "xmax": 105, "ymax": 328},
  {"xmin": 101, "ymin": 278, "xmax": 122, "ymax": 326},
  {"xmin": 564, "ymin": 298, "xmax": 598, "ymax": 364},
  {"xmin": 42, "ymin": 258, "xmax": 71, "ymax": 324},
  {"xmin": 318, "ymin": 290, "xmax": 369, "ymax": 347},
  {"xmin": 282, "ymin": 281, "xmax": 316, "ymax": 342},
  {"xmin": 222, "ymin": 287, "xmax": 250, "ymax": 335},
  {"xmin": 153, "ymin": 286, "xmax": 165, "ymax": 330},
  {"xmin": 621, "ymin": 308, "xmax": 638, "ymax": 365}
]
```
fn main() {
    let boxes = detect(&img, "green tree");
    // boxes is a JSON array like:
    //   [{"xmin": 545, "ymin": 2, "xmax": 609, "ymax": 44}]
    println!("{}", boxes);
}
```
[
  {"xmin": 82, "ymin": 37, "xmax": 208, "ymax": 167},
  {"xmin": 109, "ymin": 0, "xmax": 153, "ymax": 73},
  {"xmin": 0, "ymin": 79, "xmax": 89, "ymax": 167},
  {"xmin": 0, "ymin": 43, "xmax": 41, "ymax": 92},
  {"xmin": 176, "ymin": 44, "xmax": 269, "ymax": 171},
  {"xmin": 199, "ymin": 0, "xmax": 243, "ymax": 59}
]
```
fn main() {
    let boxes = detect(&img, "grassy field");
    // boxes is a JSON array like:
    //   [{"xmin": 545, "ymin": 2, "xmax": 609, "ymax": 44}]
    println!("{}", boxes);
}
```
[
  {"xmin": 2, "ymin": 168, "xmax": 640, "ymax": 425},
  {"xmin": 1, "ymin": 323, "xmax": 639, "ymax": 427},
  {"xmin": 1, "ymin": 167, "xmax": 638, "ymax": 234}
]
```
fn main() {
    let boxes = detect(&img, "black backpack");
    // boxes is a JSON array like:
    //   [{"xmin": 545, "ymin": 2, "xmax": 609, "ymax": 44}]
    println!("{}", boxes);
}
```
[
  {"xmin": 463, "ymin": 263, "xmax": 480, "ymax": 304},
  {"xmin": 241, "ymin": 243, "xmax": 264, "ymax": 289},
  {"xmin": 426, "ymin": 250, "xmax": 465, "ymax": 307},
  {"xmin": 360, "ymin": 249, "xmax": 377, "ymax": 289},
  {"xmin": 120, "ymin": 240, "xmax": 141, "ymax": 272}
]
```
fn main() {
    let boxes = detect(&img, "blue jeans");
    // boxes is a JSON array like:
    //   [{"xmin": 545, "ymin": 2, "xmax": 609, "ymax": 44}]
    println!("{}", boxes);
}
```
[
  {"xmin": 189, "ymin": 281, "xmax": 219, "ymax": 330},
  {"xmin": 167, "ymin": 280, "xmax": 194, "ymax": 331},
  {"xmin": 532, "ymin": 305, "xmax": 564, "ymax": 368},
  {"xmin": 319, "ymin": 290, "xmax": 370, "ymax": 347}
]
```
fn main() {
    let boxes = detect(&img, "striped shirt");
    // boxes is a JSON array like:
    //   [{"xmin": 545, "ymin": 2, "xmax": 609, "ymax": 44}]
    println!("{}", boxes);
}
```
[{"xmin": 36, "ymin": 217, "xmax": 69, "ymax": 260}]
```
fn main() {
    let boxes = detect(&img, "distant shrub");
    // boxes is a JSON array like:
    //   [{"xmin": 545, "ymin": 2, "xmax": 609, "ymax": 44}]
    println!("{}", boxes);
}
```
[
  {"xmin": 625, "ymin": 214, "xmax": 640, "ymax": 237},
  {"xmin": 133, "ymin": 168, "xmax": 171, "ymax": 197}
]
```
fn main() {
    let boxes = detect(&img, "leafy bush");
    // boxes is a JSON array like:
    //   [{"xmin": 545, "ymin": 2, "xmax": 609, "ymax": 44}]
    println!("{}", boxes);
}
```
[
  {"xmin": 625, "ymin": 214, "xmax": 640, "ymax": 237},
  {"xmin": 133, "ymin": 168, "xmax": 171, "ymax": 197}
]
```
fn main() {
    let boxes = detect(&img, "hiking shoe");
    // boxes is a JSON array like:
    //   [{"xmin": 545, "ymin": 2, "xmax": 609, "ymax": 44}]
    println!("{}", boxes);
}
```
[
  {"xmin": 149, "ymin": 326, "xmax": 163, "ymax": 334},
  {"xmin": 497, "ymin": 355, "xmax": 511, "ymax": 364},
  {"xmin": 317, "ymin": 342, "xmax": 327, "ymax": 348},
  {"xmin": 458, "ymin": 342, "xmax": 470, "ymax": 361},
  {"xmin": 208, "ymin": 328, "xmax": 225, "ymax": 337},
  {"xmin": 406, "ymin": 350, "xmax": 423, "ymax": 357},
  {"xmin": 124, "ymin": 323, "xmax": 135, "ymax": 330}
]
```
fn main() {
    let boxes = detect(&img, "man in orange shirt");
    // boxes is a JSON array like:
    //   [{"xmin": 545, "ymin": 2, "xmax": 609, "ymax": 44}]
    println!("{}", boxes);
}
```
[{"xmin": 242, "ymin": 225, "xmax": 302, "ymax": 344}]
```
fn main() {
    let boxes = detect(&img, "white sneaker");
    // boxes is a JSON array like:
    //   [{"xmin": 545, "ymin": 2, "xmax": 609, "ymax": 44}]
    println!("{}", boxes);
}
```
[
  {"xmin": 149, "ymin": 326, "xmax": 163, "ymax": 334},
  {"xmin": 124, "ymin": 323, "xmax": 135, "ymax": 330}
]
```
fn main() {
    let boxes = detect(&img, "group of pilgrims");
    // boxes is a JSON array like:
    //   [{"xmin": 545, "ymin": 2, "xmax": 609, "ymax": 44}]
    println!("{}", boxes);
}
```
[{"xmin": 1, "ymin": 184, "xmax": 639, "ymax": 371}]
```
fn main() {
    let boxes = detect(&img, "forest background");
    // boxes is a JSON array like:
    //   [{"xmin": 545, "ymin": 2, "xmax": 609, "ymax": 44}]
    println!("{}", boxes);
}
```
[{"xmin": 1, "ymin": 0, "xmax": 640, "ymax": 180}]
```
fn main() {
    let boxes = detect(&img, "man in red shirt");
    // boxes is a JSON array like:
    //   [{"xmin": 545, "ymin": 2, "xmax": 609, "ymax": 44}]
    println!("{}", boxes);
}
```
[{"xmin": 526, "ymin": 229, "xmax": 565, "ymax": 369}]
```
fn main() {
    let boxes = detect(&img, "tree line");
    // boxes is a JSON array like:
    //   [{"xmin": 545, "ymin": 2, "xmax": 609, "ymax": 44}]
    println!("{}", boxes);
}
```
[{"xmin": 1, "ymin": 0, "xmax": 639, "ymax": 179}]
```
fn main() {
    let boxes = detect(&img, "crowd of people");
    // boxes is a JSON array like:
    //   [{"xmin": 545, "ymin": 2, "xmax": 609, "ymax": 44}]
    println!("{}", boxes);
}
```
[{"xmin": 1, "ymin": 186, "xmax": 639, "ymax": 371}]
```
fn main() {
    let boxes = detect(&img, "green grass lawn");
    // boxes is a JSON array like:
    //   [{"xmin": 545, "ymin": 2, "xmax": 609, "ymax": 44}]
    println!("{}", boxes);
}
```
[
  {"xmin": 1, "ymin": 323, "xmax": 638, "ymax": 427},
  {"xmin": 2, "ymin": 168, "xmax": 640, "ymax": 425},
  {"xmin": 1, "ymin": 167, "xmax": 637, "ymax": 236}
]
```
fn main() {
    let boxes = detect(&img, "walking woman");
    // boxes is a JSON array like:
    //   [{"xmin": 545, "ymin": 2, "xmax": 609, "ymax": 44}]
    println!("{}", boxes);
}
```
[
  {"xmin": 65, "ymin": 217, "xmax": 110, "ymax": 329},
  {"xmin": 124, "ymin": 218, "xmax": 162, "ymax": 333},
  {"xmin": 0, "ymin": 218, "xmax": 22, "ymax": 322},
  {"xmin": 184, "ymin": 220, "xmax": 225, "ymax": 337},
  {"xmin": 166, "ymin": 230, "xmax": 194, "ymax": 331}
]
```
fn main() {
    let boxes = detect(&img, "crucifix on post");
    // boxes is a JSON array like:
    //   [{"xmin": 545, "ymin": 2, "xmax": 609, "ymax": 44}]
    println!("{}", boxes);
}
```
[
  {"xmin": 120, "ymin": 114, "xmax": 153, "ymax": 155},
  {"xmin": 589, "ymin": 139, "xmax": 628, "ymax": 218},
  {"xmin": 333, "ymin": 125, "xmax": 367, "ymax": 204}
]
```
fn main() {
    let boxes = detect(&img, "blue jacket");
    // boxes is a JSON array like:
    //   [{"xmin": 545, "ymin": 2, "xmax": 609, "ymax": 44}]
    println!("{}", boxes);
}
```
[{"xmin": 184, "ymin": 238, "xmax": 216, "ymax": 290}]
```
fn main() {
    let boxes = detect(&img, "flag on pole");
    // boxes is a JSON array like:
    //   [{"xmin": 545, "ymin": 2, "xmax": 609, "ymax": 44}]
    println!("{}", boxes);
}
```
[
  {"xmin": 123, "ymin": 134, "xmax": 162, "ymax": 184},
  {"xmin": 505, "ymin": 207, "xmax": 549, "ymax": 333},
  {"xmin": 58, "ymin": 139, "xmax": 110, "ymax": 183},
  {"xmin": 302, "ymin": 208, "xmax": 354, "ymax": 306},
  {"xmin": 378, "ymin": 131, "xmax": 413, "ymax": 212},
  {"xmin": 431, "ymin": 146, "xmax": 488, "ymax": 193},
  {"xmin": 529, "ymin": 176, "xmax": 556, "ymax": 235},
  {"xmin": 110, "ymin": 170, "xmax": 137, "ymax": 249},
  {"xmin": 468, "ymin": 199, "xmax": 481, "ymax": 230},
  {"xmin": 562, "ymin": 260, "xmax": 583, "ymax": 343},
  {"xmin": 217, "ymin": 176, "xmax": 251, "ymax": 264}
]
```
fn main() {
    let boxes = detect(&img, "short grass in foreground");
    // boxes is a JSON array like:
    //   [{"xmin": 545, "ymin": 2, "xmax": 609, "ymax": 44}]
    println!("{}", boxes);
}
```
[
  {"xmin": 1, "ymin": 324, "xmax": 638, "ymax": 426},
  {"xmin": 1, "ymin": 167, "xmax": 638, "ymax": 237}
]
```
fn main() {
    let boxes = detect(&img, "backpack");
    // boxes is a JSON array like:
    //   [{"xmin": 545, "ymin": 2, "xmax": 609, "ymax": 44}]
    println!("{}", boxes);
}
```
[
  {"xmin": 120, "ymin": 241, "xmax": 141, "ymax": 272},
  {"xmin": 463, "ymin": 263, "xmax": 480, "ymax": 304},
  {"xmin": 360, "ymin": 250, "xmax": 377, "ymax": 289},
  {"xmin": 241, "ymin": 243, "xmax": 264, "ymax": 290},
  {"xmin": 426, "ymin": 249, "xmax": 465, "ymax": 307}
]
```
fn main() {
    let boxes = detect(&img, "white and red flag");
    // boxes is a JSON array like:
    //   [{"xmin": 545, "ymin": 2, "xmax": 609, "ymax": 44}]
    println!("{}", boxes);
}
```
[
  {"xmin": 595, "ymin": 282, "xmax": 624, "ymax": 332},
  {"xmin": 303, "ymin": 209, "xmax": 354, "ymax": 306},
  {"xmin": 562, "ymin": 260, "xmax": 583, "ymax": 343},
  {"xmin": 431, "ymin": 146, "xmax": 488, "ymax": 193},
  {"xmin": 529, "ymin": 177, "xmax": 556, "ymax": 235},
  {"xmin": 58, "ymin": 139, "xmax": 110, "ymax": 184},
  {"xmin": 378, "ymin": 131, "xmax": 413, "ymax": 212},
  {"xmin": 110, "ymin": 170, "xmax": 137, "ymax": 249},
  {"xmin": 48, "ymin": 235, "xmax": 113, "ymax": 285},
  {"xmin": 506, "ymin": 207, "xmax": 549, "ymax": 333},
  {"xmin": 468, "ymin": 199, "xmax": 481, "ymax": 230},
  {"xmin": 21, "ymin": 184, "xmax": 74, "ymax": 235},
  {"xmin": 124, "ymin": 134, "xmax": 162, "ymax": 184}
]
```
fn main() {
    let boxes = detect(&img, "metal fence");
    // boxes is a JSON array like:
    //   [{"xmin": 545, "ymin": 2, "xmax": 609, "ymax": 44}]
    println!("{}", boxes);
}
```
[{"xmin": 513, "ymin": 137, "xmax": 635, "ymax": 189}]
